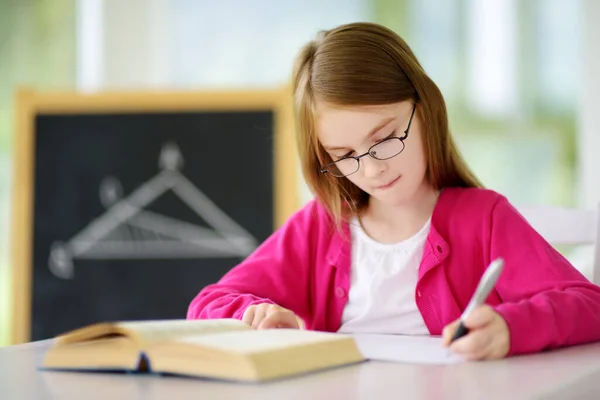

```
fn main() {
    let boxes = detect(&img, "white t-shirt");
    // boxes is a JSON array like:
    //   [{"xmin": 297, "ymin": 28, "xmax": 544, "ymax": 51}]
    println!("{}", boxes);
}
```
[{"xmin": 337, "ymin": 217, "xmax": 431, "ymax": 335}]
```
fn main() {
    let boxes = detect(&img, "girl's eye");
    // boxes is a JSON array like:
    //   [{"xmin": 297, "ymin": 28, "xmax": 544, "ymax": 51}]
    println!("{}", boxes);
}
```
[
  {"xmin": 337, "ymin": 151, "xmax": 353, "ymax": 160},
  {"xmin": 375, "ymin": 131, "xmax": 396, "ymax": 144},
  {"xmin": 384, "ymin": 131, "xmax": 397, "ymax": 140}
]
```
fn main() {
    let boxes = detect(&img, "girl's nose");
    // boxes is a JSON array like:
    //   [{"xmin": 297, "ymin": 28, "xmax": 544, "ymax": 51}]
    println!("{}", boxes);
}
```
[{"xmin": 361, "ymin": 155, "xmax": 386, "ymax": 178}]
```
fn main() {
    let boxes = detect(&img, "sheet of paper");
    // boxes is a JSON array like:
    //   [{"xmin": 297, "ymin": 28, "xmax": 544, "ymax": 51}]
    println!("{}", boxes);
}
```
[{"xmin": 352, "ymin": 333, "xmax": 465, "ymax": 365}]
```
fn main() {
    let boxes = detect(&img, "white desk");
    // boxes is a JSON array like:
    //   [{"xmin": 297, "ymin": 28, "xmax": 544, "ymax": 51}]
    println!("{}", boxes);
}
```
[{"xmin": 2, "ymin": 340, "xmax": 600, "ymax": 399}]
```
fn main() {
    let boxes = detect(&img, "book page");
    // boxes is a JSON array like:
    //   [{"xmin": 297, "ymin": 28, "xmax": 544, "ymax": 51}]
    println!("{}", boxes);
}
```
[
  {"xmin": 174, "ymin": 329, "xmax": 351, "ymax": 354},
  {"xmin": 116, "ymin": 319, "xmax": 250, "ymax": 344},
  {"xmin": 352, "ymin": 334, "xmax": 465, "ymax": 364}
]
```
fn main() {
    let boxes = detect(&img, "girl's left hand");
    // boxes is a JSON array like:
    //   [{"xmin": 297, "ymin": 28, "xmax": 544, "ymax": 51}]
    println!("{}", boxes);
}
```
[{"xmin": 441, "ymin": 305, "xmax": 510, "ymax": 361}]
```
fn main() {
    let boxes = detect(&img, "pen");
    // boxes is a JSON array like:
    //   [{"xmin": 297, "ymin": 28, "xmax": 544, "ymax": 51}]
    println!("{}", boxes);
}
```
[{"xmin": 449, "ymin": 258, "xmax": 505, "ymax": 344}]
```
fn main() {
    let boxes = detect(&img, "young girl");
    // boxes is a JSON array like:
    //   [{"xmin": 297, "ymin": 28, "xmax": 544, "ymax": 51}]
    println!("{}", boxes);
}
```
[{"xmin": 187, "ymin": 22, "xmax": 600, "ymax": 360}]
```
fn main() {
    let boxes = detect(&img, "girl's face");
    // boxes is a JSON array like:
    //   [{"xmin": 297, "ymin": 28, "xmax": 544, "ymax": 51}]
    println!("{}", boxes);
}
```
[{"xmin": 316, "ymin": 100, "xmax": 430, "ymax": 207}]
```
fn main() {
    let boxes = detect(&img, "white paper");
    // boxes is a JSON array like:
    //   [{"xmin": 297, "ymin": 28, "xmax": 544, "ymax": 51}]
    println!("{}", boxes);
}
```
[{"xmin": 352, "ymin": 333, "xmax": 465, "ymax": 365}]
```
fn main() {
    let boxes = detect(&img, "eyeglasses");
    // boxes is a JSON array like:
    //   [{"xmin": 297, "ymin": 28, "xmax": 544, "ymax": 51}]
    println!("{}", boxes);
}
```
[{"xmin": 320, "ymin": 102, "xmax": 417, "ymax": 178}]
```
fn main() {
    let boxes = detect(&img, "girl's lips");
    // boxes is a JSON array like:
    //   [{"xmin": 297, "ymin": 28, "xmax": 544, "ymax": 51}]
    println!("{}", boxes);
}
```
[{"xmin": 376, "ymin": 175, "xmax": 401, "ymax": 190}]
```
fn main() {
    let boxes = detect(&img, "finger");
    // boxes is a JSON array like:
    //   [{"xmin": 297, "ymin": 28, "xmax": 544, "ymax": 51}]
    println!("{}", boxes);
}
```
[
  {"xmin": 251, "ymin": 306, "xmax": 268, "ymax": 329},
  {"xmin": 463, "ymin": 305, "xmax": 495, "ymax": 330},
  {"xmin": 241, "ymin": 305, "xmax": 255, "ymax": 326},
  {"xmin": 441, "ymin": 320, "xmax": 460, "ymax": 347},
  {"xmin": 477, "ymin": 339, "xmax": 502, "ymax": 361},
  {"xmin": 449, "ymin": 328, "xmax": 494, "ymax": 360},
  {"xmin": 258, "ymin": 312, "xmax": 299, "ymax": 330},
  {"xmin": 482, "ymin": 322, "xmax": 511, "ymax": 360},
  {"xmin": 257, "ymin": 311, "xmax": 299, "ymax": 330},
  {"xmin": 466, "ymin": 329, "xmax": 508, "ymax": 361}
]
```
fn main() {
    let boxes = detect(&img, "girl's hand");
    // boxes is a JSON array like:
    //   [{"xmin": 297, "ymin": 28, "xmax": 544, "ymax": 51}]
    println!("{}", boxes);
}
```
[
  {"xmin": 242, "ymin": 303, "xmax": 304, "ymax": 330},
  {"xmin": 442, "ymin": 305, "xmax": 510, "ymax": 360}
]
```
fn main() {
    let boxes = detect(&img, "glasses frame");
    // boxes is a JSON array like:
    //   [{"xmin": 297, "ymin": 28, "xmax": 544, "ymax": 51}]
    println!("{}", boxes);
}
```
[{"xmin": 320, "ymin": 102, "xmax": 418, "ymax": 178}]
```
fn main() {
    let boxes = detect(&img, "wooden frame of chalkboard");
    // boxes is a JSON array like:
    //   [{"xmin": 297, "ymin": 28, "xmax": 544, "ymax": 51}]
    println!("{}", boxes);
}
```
[{"xmin": 10, "ymin": 88, "xmax": 299, "ymax": 344}]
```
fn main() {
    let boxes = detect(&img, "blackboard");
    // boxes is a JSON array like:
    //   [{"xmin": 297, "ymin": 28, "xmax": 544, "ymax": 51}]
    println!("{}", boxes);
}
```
[{"xmin": 10, "ymin": 88, "xmax": 298, "ymax": 343}]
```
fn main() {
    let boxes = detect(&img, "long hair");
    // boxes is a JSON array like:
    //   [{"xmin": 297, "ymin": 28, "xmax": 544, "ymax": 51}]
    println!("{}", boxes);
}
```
[{"xmin": 292, "ymin": 22, "xmax": 482, "ymax": 228}]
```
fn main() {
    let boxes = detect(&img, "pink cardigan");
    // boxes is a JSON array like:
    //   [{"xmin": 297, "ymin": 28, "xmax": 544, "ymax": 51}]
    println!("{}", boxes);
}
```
[{"xmin": 187, "ymin": 187, "xmax": 600, "ymax": 356}]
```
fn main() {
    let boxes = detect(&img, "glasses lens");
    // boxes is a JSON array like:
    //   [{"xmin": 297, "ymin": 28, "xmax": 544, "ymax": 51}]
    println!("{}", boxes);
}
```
[
  {"xmin": 369, "ymin": 138, "xmax": 405, "ymax": 160},
  {"xmin": 327, "ymin": 158, "xmax": 359, "ymax": 177}
]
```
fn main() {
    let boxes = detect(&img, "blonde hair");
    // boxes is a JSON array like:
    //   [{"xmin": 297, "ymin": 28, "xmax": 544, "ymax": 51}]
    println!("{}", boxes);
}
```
[{"xmin": 292, "ymin": 22, "xmax": 482, "ymax": 228}]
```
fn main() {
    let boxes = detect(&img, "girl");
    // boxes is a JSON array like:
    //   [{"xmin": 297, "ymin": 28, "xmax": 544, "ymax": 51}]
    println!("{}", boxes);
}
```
[{"xmin": 187, "ymin": 22, "xmax": 600, "ymax": 360}]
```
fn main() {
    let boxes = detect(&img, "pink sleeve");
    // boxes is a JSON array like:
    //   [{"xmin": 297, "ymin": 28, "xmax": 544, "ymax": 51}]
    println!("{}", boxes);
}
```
[
  {"xmin": 489, "ymin": 197, "xmax": 600, "ymax": 355},
  {"xmin": 186, "ymin": 202, "xmax": 317, "ymax": 324}
]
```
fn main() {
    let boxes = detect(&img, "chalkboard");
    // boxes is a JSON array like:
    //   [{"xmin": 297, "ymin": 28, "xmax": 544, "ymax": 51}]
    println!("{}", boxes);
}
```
[{"xmin": 10, "ymin": 89, "xmax": 298, "ymax": 343}]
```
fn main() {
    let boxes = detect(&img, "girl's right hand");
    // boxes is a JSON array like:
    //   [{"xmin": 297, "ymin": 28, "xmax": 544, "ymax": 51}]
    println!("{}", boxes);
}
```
[{"xmin": 242, "ymin": 303, "xmax": 303, "ymax": 330}]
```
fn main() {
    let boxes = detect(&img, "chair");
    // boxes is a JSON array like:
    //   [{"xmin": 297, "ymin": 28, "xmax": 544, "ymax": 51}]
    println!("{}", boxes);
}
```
[{"xmin": 518, "ymin": 203, "xmax": 600, "ymax": 285}]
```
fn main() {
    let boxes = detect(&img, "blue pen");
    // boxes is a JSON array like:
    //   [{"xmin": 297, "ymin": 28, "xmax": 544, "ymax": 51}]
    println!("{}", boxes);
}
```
[{"xmin": 450, "ymin": 258, "xmax": 505, "ymax": 343}]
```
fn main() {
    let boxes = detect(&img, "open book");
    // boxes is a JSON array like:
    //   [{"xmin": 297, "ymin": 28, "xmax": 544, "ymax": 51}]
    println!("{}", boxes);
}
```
[{"xmin": 42, "ymin": 319, "xmax": 365, "ymax": 382}]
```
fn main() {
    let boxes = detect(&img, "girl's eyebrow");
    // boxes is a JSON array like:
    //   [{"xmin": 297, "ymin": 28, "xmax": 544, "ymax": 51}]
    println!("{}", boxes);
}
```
[{"xmin": 323, "ymin": 116, "xmax": 396, "ymax": 152}]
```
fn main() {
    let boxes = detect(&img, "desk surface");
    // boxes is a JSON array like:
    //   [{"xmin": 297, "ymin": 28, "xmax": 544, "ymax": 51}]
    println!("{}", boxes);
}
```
[{"xmin": 2, "ymin": 340, "xmax": 600, "ymax": 400}]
